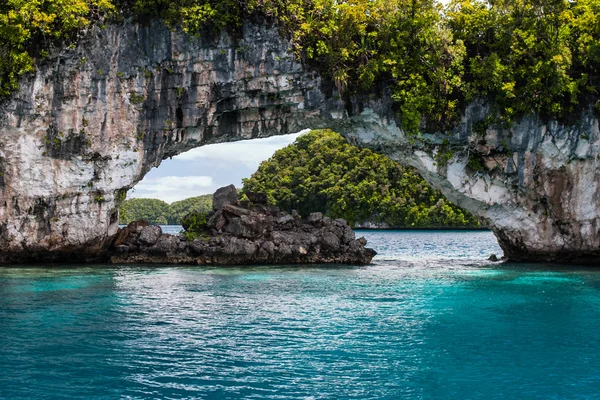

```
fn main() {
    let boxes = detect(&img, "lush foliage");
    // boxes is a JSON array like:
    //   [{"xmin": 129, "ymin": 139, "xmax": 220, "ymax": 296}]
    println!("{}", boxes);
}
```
[
  {"xmin": 447, "ymin": 0, "xmax": 600, "ymax": 121},
  {"xmin": 0, "ymin": 0, "xmax": 114, "ymax": 95},
  {"xmin": 248, "ymin": 0, "xmax": 465, "ymax": 133},
  {"xmin": 242, "ymin": 130, "xmax": 479, "ymax": 228},
  {"xmin": 119, "ymin": 194, "xmax": 212, "ymax": 224},
  {"xmin": 170, "ymin": 195, "xmax": 212, "ymax": 223},
  {"xmin": 3, "ymin": 0, "xmax": 600, "ymax": 128},
  {"xmin": 181, "ymin": 210, "xmax": 210, "ymax": 241},
  {"xmin": 127, "ymin": 0, "xmax": 244, "ymax": 32},
  {"xmin": 119, "ymin": 198, "xmax": 171, "ymax": 225}
]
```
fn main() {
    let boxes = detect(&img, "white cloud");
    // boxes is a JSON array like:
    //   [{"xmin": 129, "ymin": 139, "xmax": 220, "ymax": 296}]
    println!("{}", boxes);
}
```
[
  {"xmin": 174, "ymin": 131, "xmax": 306, "ymax": 168},
  {"xmin": 129, "ymin": 175, "xmax": 214, "ymax": 203}
]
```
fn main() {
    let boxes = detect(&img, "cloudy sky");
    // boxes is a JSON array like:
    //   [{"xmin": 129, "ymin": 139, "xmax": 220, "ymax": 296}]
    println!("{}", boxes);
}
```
[{"xmin": 129, "ymin": 132, "xmax": 305, "ymax": 203}]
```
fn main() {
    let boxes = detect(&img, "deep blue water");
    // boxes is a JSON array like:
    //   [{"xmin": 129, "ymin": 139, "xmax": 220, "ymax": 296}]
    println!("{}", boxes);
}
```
[{"xmin": 2, "ymin": 230, "xmax": 600, "ymax": 399}]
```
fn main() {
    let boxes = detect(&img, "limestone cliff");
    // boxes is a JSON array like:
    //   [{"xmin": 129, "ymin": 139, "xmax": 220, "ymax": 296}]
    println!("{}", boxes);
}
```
[
  {"xmin": 0, "ymin": 18, "xmax": 598, "ymax": 263},
  {"xmin": 0, "ymin": 20, "xmax": 341, "ymax": 262},
  {"xmin": 345, "ymin": 104, "xmax": 600, "ymax": 263}
]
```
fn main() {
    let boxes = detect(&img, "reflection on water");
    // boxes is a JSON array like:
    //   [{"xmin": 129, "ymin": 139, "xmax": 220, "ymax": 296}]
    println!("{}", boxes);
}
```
[{"xmin": 1, "ymin": 231, "xmax": 600, "ymax": 399}]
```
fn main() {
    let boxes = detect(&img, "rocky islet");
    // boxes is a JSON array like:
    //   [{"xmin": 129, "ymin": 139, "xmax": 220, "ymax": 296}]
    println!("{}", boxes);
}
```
[{"xmin": 109, "ymin": 185, "xmax": 376, "ymax": 265}]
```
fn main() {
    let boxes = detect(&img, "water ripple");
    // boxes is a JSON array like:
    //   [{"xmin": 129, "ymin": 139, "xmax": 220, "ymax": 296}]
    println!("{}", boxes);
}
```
[{"xmin": 1, "ymin": 231, "xmax": 600, "ymax": 398}]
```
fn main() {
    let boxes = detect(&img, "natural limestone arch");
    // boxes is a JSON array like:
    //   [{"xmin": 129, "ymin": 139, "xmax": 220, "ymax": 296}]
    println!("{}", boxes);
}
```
[{"xmin": 0, "ymin": 19, "xmax": 598, "ymax": 263}]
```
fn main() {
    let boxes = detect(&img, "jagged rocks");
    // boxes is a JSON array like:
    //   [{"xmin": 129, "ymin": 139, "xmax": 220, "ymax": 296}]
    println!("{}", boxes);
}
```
[
  {"xmin": 139, "ymin": 225, "xmax": 162, "ymax": 245},
  {"xmin": 212, "ymin": 185, "xmax": 239, "ymax": 211},
  {"xmin": 109, "ymin": 187, "xmax": 376, "ymax": 265}
]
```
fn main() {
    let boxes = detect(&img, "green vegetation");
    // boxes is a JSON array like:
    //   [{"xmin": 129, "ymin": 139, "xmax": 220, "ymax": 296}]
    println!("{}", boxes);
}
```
[
  {"xmin": 2, "ymin": 0, "xmax": 600, "ymax": 130},
  {"xmin": 242, "ymin": 130, "xmax": 479, "ymax": 228},
  {"xmin": 181, "ymin": 211, "xmax": 210, "ymax": 241},
  {"xmin": 119, "ymin": 197, "xmax": 171, "ymax": 224},
  {"xmin": 119, "ymin": 194, "xmax": 212, "ymax": 224},
  {"xmin": 0, "ymin": 0, "xmax": 115, "ymax": 96},
  {"xmin": 447, "ymin": 0, "xmax": 600, "ymax": 122},
  {"xmin": 170, "ymin": 195, "xmax": 212, "ymax": 223}
]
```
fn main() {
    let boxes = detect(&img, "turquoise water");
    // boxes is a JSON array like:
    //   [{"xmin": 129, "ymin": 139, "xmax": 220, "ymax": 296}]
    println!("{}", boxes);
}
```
[{"xmin": 2, "ymin": 230, "xmax": 600, "ymax": 399}]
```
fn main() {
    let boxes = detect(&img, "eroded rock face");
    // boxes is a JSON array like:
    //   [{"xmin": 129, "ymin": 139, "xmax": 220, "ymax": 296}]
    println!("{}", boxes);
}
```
[
  {"xmin": 343, "ymin": 104, "xmax": 600, "ymax": 263},
  {"xmin": 0, "ymin": 17, "xmax": 599, "ymax": 263},
  {"xmin": 110, "ymin": 190, "xmax": 376, "ymax": 265},
  {"xmin": 0, "ymin": 20, "xmax": 353, "ymax": 263}
]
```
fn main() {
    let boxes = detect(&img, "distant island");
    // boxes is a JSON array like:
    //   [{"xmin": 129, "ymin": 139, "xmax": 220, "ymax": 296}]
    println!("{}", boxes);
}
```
[
  {"xmin": 120, "ymin": 195, "xmax": 213, "ymax": 225},
  {"xmin": 121, "ymin": 130, "xmax": 480, "ymax": 229}
]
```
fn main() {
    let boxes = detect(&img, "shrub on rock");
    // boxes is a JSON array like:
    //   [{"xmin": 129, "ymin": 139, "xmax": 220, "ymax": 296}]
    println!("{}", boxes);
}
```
[{"xmin": 182, "ymin": 211, "xmax": 210, "ymax": 241}]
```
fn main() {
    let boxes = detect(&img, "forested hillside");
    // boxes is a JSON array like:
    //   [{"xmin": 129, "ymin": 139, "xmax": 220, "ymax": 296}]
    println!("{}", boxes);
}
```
[
  {"xmin": 242, "ymin": 130, "xmax": 480, "ymax": 228},
  {"xmin": 119, "ymin": 195, "xmax": 212, "ymax": 224}
]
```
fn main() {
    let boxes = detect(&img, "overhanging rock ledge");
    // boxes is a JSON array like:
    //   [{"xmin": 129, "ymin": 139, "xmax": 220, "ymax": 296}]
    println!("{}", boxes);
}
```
[{"xmin": 0, "ymin": 19, "xmax": 598, "ymax": 263}]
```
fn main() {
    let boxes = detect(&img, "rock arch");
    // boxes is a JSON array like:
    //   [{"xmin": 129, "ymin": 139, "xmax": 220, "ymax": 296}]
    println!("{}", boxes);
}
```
[{"xmin": 0, "ymin": 19, "xmax": 598, "ymax": 263}]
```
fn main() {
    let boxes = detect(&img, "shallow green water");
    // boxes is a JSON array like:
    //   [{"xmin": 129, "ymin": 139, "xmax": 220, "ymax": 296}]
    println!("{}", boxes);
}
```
[{"xmin": 1, "ymin": 231, "xmax": 599, "ymax": 399}]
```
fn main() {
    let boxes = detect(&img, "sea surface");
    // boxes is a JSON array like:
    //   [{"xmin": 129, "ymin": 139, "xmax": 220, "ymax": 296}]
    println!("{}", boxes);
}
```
[{"xmin": 2, "ymin": 229, "xmax": 600, "ymax": 399}]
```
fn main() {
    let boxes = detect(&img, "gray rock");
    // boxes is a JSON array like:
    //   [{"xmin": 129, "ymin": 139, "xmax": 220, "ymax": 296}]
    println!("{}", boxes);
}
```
[
  {"xmin": 222, "ymin": 204, "xmax": 252, "ymax": 217},
  {"xmin": 150, "ymin": 235, "xmax": 181, "ymax": 254},
  {"xmin": 139, "ymin": 225, "xmax": 162, "ymax": 245},
  {"xmin": 128, "ymin": 220, "xmax": 149, "ymax": 234},
  {"xmin": 276, "ymin": 215, "xmax": 294, "ymax": 225},
  {"xmin": 189, "ymin": 238, "xmax": 209, "ymax": 255},
  {"xmin": 261, "ymin": 241, "xmax": 275, "ymax": 256},
  {"xmin": 341, "ymin": 227, "xmax": 356, "ymax": 243},
  {"xmin": 488, "ymin": 254, "xmax": 499, "ymax": 262},
  {"xmin": 213, "ymin": 185, "xmax": 239, "ymax": 211},
  {"xmin": 207, "ymin": 210, "xmax": 226, "ymax": 231},
  {"xmin": 224, "ymin": 214, "xmax": 270, "ymax": 238},
  {"xmin": 109, "ymin": 199, "xmax": 376, "ymax": 265},
  {"xmin": 222, "ymin": 237, "xmax": 257, "ymax": 256},
  {"xmin": 348, "ymin": 239, "xmax": 363, "ymax": 254},
  {"xmin": 321, "ymin": 232, "xmax": 340, "ymax": 251},
  {"xmin": 308, "ymin": 212, "xmax": 324, "ymax": 223},
  {"xmin": 276, "ymin": 243, "xmax": 293, "ymax": 258}
]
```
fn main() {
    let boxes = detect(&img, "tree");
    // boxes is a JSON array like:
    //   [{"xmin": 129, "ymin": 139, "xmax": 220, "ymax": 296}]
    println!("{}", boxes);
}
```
[
  {"xmin": 242, "ymin": 130, "xmax": 480, "ymax": 228},
  {"xmin": 169, "ymin": 195, "xmax": 212, "ymax": 224},
  {"xmin": 4, "ymin": 0, "xmax": 600, "ymax": 129},
  {"xmin": 119, "ymin": 194, "xmax": 213, "ymax": 224},
  {"xmin": 119, "ymin": 198, "xmax": 171, "ymax": 224}
]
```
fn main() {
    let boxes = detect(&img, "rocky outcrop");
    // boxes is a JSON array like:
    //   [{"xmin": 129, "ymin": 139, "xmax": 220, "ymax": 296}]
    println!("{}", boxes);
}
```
[
  {"xmin": 0, "ymin": 20, "xmax": 346, "ymax": 263},
  {"xmin": 0, "ymin": 16, "xmax": 599, "ymax": 263},
  {"xmin": 109, "ymin": 188, "xmax": 376, "ymax": 265},
  {"xmin": 343, "ymin": 103, "xmax": 600, "ymax": 263}
]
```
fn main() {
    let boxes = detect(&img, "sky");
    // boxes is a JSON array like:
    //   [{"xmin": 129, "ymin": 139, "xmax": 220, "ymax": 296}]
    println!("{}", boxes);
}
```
[{"xmin": 129, "ymin": 132, "xmax": 306, "ymax": 203}]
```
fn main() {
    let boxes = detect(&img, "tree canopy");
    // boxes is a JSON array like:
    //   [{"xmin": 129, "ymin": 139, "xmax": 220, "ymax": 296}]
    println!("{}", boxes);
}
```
[
  {"xmin": 119, "ymin": 194, "xmax": 212, "ymax": 224},
  {"xmin": 241, "ymin": 130, "xmax": 480, "ymax": 228},
  {"xmin": 2, "ymin": 0, "xmax": 600, "ymax": 130}
]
